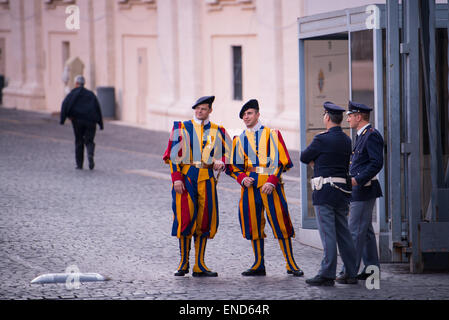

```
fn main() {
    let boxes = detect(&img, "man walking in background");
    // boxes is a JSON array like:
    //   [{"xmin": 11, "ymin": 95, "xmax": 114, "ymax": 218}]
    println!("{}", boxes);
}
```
[{"xmin": 60, "ymin": 75, "xmax": 104, "ymax": 170}]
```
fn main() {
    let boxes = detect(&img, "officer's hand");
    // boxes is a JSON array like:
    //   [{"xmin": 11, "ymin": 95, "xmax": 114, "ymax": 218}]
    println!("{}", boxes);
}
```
[
  {"xmin": 243, "ymin": 177, "xmax": 255, "ymax": 188},
  {"xmin": 351, "ymin": 178, "xmax": 358, "ymax": 186},
  {"xmin": 174, "ymin": 181, "xmax": 185, "ymax": 194},
  {"xmin": 309, "ymin": 161, "xmax": 314, "ymax": 167},
  {"xmin": 261, "ymin": 183, "xmax": 275, "ymax": 195}
]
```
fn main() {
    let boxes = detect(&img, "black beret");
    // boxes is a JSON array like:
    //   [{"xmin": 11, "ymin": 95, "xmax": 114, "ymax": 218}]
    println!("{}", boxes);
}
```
[
  {"xmin": 323, "ymin": 101, "xmax": 345, "ymax": 114},
  {"xmin": 347, "ymin": 100, "xmax": 372, "ymax": 114},
  {"xmin": 192, "ymin": 96, "xmax": 215, "ymax": 109},
  {"xmin": 239, "ymin": 99, "xmax": 259, "ymax": 119}
]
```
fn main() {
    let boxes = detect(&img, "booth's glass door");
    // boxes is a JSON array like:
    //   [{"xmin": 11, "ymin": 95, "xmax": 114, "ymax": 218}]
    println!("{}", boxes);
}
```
[
  {"xmin": 302, "ymin": 35, "xmax": 350, "ymax": 228},
  {"xmin": 300, "ymin": 30, "xmax": 378, "ymax": 229}
]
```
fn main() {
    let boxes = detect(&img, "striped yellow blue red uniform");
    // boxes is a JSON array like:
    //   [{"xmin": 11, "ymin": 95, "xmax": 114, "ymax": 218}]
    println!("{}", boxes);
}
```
[
  {"xmin": 227, "ymin": 125, "xmax": 301, "ymax": 273},
  {"xmin": 163, "ymin": 119, "xmax": 229, "ymax": 274}
]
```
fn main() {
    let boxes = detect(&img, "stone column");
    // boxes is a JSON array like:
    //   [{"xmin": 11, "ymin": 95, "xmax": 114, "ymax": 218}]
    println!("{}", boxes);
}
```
[
  {"xmin": 176, "ymin": 0, "xmax": 202, "ymax": 108},
  {"xmin": 256, "ymin": 0, "xmax": 283, "ymax": 120},
  {"xmin": 265, "ymin": 0, "xmax": 303, "ymax": 151},
  {"xmin": 78, "ymin": 0, "xmax": 96, "ymax": 90},
  {"xmin": 92, "ymin": 0, "xmax": 115, "ymax": 87},
  {"xmin": 156, "ymin": 0, "xmax": 180, "ymax": 109},
  {"xmin": 3, "ymin": 0, "xmax": 45, "ymax": 110}
]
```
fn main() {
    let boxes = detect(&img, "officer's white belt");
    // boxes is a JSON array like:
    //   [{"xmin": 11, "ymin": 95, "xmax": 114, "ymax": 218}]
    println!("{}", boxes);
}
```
[
  {"xmin": 310, "ymin": 177, "xmax": 347, "ymax": 191},
  {"xmin": 363, "ymin": 178, "xmax": 377, "ymax": 186}
]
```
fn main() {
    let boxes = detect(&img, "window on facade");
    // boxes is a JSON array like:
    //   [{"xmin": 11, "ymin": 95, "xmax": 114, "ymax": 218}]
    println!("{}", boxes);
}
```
[
  {"xmin": 62, "ymin": 41, "xmax": 70, "ymax": 67},
  {"xmin": 232, "ymin": 46, "xmax": 242, "ymax": 101}
]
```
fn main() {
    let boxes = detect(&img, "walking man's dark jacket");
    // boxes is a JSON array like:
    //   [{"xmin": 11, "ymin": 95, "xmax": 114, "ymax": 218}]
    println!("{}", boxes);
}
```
[{"xmin": 60, "ymin": 87, "xmax": 104, "ymax": 129}]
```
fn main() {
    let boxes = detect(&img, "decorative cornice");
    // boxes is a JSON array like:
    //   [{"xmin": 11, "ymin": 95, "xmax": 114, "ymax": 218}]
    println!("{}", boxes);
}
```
[
  {"xmin": 44, "ymin": 0, "xmax": 76, "ymax": 10},
  {"xmin": 0, "ymin": 0, "xmax": 9, "ymax": 10},
  {"xmin": 117, "ymin": 0, "xmax": 156, "ymax": 10},
  {"xmin": 206, "ymin": 0, "xmax": 255, "ymax": 12}
]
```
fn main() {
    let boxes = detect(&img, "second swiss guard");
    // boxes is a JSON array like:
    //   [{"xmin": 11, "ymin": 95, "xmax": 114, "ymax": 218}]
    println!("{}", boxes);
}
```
[
  {"xmin": 226, "ymin": 99, "xmax": 304, "ymax": 277},
  {"xmin": 163, "ymin": 96, "xmax": 229, "ymax": 277}
]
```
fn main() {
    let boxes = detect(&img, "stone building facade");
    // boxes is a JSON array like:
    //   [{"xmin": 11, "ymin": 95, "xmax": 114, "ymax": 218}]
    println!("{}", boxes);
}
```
[{"xmin": 0, "ymin": 0, "xmax": 383, "ymax": 149}]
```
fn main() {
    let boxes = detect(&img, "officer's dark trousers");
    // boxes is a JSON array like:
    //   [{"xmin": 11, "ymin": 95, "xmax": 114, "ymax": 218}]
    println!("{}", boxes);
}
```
[
  {"xmin": 71, "ymin": 119, "xmax": 96, "ymax": 168},
  {"xmin": 313, "ymin": 204, "xmax": 358, "ymax": 279},
  {"xmin": 344, "ymin": 199, "xmax": 380, "ymax": 274}
]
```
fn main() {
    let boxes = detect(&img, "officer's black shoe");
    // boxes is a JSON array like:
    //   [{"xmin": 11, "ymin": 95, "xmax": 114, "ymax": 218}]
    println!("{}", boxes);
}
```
[
  {"xmin": 357, "ymin": 272, "xmax": 371, "ymax": 280},
  {"xmin": 287, "ymin": 268, "xmax": 304, "ymax": 277},
  {"xmin": 174, "ymin": 269, "xmax": 189, "ymax": 277},
  {"xmin": 192, "ymin": 270, "xmax": 218, "ymax": 277},
  {"xmin": 305, "ymin": 275, "xmax": 335, "ymax": 286},
  {"xmin": 88, "ymin": 157, "xmax": 95, "ymax": 170},
  {"xmin": 242, "ymin": 268, "xmax": 266, "ymax": 276},
  {"xmin": 76, "ymin": 166, "xmax": 83, "ymax": 170},
  {"xmin": 336, "ymin": 273, "xmax": 358, "ymax": 284}
]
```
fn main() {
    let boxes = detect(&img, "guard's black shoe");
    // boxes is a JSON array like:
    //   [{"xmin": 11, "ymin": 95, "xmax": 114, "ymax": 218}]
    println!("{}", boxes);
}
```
[
  {"xmin": 192, "ymin": 270, "xmax": 218, "ymax": 277},
  {"xmin": 242, "ymin": 268, "xmax": 266, "ymax": 276},
  {"xmin": 174, "ymin": 269, "xmax": 189, "ymax": 277},
  {"xmin": 287, "ymin": 268, "xmax": 304, "ymax": 277},
  {"xmin": 76, "ymin": 166, "xmax": 83, "ymax": 170},
  {"xmin": 88, "ymin": 157, "xmax": 95, "ymax": 170},
  {"xmin": 305, "ymin": 275, "xmax": 335, "ymax": 286},
  {"xmin": 336, "ymin": 273, "xmax": 358, "ymax": 284}
]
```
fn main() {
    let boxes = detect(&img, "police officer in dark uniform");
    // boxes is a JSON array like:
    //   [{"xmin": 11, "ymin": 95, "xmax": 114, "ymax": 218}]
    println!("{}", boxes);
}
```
[
  {"xmin": 60, "ymin": 75, "xmax": 104, "ymax": 170},
  {"xmin": 337, "ymin": 101, "xmax": 383, "ymax": 282},
  {"xmin": 300, "ymin": 102, "xmax": 358, "ymax": 286}
]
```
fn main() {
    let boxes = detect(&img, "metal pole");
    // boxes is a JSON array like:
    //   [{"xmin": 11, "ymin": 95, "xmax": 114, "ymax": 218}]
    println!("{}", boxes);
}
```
[
  {"xmin": 386, "ymin": 0, "xmax": 403, "ymax": 261},
  {"xmin": 347, "ymin": 12, "xmax": 355, "ymax": 142},
  {"xmin": 446, "ymin": 3, "xmax": 449, "ymax": 188},
  {"xmin": 420, "ymin": 0, "xmax": 442, "ymax": 222},
  {"xmin": 402, "ymin": 0, "xmax": 422, "ymax": 273},
  {"xmin": 298, "ymin": 35, "xmax": 312, "ymax": 229},
  {"xmin": 374, "ymin": 25, "xmax": 389, "ymax": 261}
]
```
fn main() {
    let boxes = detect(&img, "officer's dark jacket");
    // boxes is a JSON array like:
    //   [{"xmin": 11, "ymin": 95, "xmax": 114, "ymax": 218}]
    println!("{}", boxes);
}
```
[
  {"xmin": 300, "ymin": 126, "xmax": 352, "ymax": 208},
  {"xmin": 60, "ymin": 87, "xmax": 104, "ymax": 129},
  {"xmin": 350, "ymin": 124, "xmax": 383, "ymax": 201}
]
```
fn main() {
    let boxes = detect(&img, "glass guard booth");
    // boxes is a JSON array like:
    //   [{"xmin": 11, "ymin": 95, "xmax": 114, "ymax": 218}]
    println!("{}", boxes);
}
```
[{"xmin": 298, "ymin": 4, "xmax": 449, "ymax": 262}]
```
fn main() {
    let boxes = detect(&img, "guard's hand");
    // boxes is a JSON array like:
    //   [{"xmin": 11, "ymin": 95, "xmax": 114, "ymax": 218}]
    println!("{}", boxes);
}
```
[
  {"xmin": 261, "ymin": 183, "xmax": 275, "ymax": 195},
  {"xmin": 243, "ymin": 177, "xmax": 255, "ymax": 188},
  {"xmin": 174, "ymin": 181, "xmax": 185, "ymax": 194},
  {"xmin": 309, "ymin": 161, "xmax": 315, "ymax": 168},
  {"xmin": 351, "ymin": 178, "xmax": 358, "ymax": 186},
  {"xmin": 213, "ymin": 162, "xmax": 225, "ymax": 171}
]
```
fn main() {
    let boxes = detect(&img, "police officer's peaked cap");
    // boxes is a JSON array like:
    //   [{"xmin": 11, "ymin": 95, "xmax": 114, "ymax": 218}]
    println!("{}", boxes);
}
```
[
  {"xmin": 347, "ymin": 101, "xmax": 372, "ymax": 114},
  {"xmin": 192, "ymin": 96, "xmax": 215, "ymax": 109},
  {"xmin": 239, "ymin": 99, "xmax": 259, "ymax": 119},
  {"xmin": 323, "ymin": 101, "xmax": 345, "ymax": 114}
]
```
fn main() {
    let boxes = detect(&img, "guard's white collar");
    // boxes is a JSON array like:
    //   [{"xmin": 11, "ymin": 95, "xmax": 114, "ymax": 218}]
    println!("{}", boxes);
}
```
[
  {"xmin": 246, "ymin": 121, "xmax": 262, "ymax": 132},
  {"xmin": 193, "ymin": 115, "xmax": 210, "ymax": 126}
]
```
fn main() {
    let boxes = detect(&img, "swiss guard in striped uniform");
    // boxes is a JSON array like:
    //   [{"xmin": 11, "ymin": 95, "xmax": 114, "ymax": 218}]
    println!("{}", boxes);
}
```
[
  {"xmin": 163, "ymin": 96, "xmax": 229, "ymax": 277},
  {"xmin": 226, "ymin": 99, "xmax": 304, "ymax": 277}
]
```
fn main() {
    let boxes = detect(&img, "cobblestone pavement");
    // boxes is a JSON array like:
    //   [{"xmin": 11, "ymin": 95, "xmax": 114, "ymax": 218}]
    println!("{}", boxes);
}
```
[{"xmin": 1, "ymin": 107, "xmax": 449, "ymax": 301}]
